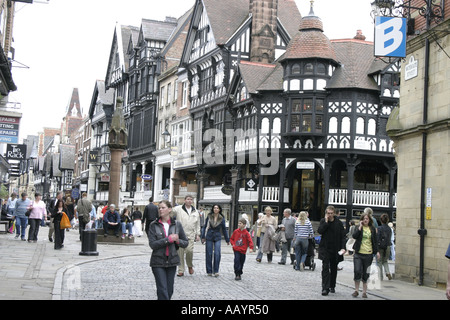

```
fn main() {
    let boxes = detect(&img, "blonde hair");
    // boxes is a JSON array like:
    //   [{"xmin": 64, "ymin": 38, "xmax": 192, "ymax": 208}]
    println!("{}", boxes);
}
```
[
  {"xmin": 264, "ymin": 206, "xmax": 273, "ymax": 214},
  {"xmin": 297, "ymin": 211, "xmax": 308, "ymax": 225}
]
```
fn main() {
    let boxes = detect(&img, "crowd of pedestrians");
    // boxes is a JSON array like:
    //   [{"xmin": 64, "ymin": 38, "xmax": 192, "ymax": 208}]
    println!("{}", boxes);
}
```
[{"xmin": 1, "ymin": 191, "xmax": 410, "ymax": 300}]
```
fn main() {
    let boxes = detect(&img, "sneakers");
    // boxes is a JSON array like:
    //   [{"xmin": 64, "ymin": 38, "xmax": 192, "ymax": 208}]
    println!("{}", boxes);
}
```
[{"xmin": 235, "ymin": 275, "xmax": 241, "ymax": 281}]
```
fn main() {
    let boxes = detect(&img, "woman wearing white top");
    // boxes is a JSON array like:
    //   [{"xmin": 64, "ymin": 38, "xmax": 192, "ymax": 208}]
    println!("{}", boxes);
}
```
[{"xmin": 27, "ymin": 193, "xmax": 47, "ymax": 242}]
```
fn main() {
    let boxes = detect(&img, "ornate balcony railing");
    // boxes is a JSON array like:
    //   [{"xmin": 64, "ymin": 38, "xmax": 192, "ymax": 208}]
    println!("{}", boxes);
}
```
[{"xmin": 328, "ymin": 189, "xmax": 397, "ymax": 208}]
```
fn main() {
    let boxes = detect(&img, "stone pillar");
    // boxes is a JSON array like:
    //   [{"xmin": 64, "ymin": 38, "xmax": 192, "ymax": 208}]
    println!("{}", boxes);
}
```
[
  {"xmin": 109, "ymin": 149, "xmax": 122, "ymax": 206},
  {"xmin": 108, "ymin": 97, "xmax": 128, "ymax": 207}
]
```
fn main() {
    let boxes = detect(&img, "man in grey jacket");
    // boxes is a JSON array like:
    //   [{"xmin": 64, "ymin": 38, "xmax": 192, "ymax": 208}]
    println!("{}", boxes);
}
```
[{"xmin": 279, "ymin": 208, "xmax": 296, "ymax": 265}]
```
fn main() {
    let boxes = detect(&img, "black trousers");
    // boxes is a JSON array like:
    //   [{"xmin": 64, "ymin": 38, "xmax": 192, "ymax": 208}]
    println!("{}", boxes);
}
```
[
  {"xmin": 321, "ymin": 252, "xmax": 338, "ymax": 290},
  {"xmin": 104, "ymin": 222, "xmax": 120, "ymax": 236},
  {"xmin": 28, "ymin": 218, "xmax": 41, "ymax": 241},
  {"xmin": 53, "ymin": 220, "xmax": 65, "ymax": 249}
]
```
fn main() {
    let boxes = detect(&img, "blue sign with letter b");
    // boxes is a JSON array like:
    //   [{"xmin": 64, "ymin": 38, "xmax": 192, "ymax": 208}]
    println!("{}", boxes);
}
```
[{"xmin": 374, "ymin": 16, "xmax": 407, "ymax": 57}]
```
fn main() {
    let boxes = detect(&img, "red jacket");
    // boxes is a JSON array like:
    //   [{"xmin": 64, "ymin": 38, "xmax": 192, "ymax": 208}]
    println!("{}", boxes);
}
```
[{"xmin": 230, "ymin": 228, "xmax": 254, "ymax": 254}]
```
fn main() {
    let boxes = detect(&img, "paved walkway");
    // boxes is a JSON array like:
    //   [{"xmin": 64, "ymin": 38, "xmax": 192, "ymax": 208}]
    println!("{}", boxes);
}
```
[{"xmin": 0, "ymin": 226, "xmax": 446, "ymax": 301}]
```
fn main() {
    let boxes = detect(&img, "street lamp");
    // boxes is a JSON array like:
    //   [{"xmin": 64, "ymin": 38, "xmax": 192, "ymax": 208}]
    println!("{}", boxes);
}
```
[
  {"xmin": 162, "ymin": 128, "xmax": 171, "ymax": 147},
  {"xmin": 371, "ymin": 0, "xmax": 445, "ymax": 30}
]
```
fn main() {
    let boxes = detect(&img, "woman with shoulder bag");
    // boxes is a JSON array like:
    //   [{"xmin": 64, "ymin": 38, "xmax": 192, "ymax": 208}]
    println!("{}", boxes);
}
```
[
  {"xmin": 148, "ymin": 200, "xmax": 188, "ymax": 300},
  {"xmin": 51, "ymin": 199, "xmax": 67, "ymax": 250},
  {"xmin": 351, "ymin": 211, "xmax": 379, "ymax": 298}
]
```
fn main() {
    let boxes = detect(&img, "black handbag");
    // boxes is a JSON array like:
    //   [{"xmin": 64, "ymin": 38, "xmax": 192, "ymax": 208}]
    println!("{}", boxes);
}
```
[{"xmin": 25, "ymin": 209, "xmax": 32, "ymax": 217}]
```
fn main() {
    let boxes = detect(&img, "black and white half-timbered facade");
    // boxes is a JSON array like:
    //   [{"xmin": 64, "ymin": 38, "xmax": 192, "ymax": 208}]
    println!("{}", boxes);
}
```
[{"xmin": 181, "ymin": 0, "xmax": 399, "ymax": 230}]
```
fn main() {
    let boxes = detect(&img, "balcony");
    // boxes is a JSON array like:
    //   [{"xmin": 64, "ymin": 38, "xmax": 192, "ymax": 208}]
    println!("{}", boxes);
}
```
[
  {"xmin": 238, "ymin": 186, "xmax": 290, "ymax": 203},
  {"xmin": 328, "ymin": 189, "xmax": 397, "ymax": 208}
]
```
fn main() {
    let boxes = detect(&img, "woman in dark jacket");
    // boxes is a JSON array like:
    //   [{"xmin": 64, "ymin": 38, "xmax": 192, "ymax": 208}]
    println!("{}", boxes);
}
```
[
  {"xmin": 351, "ymin": 211, "xmax": 380, "ymax": 298},
  {"xmin": 201, "ymin": 204, "xmax": 230, "ymax": 276},
  {"xmin": 51, "ymin": 199, "xmax": 67, "ymax": 250},
  {"xmin": 148, "ymin": 200, "xmax": 188, "ymax": 300}
]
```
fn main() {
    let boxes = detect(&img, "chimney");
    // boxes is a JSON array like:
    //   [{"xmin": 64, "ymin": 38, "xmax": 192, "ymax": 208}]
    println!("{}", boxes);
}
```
[
  {"xmin": 354, "ymin": 29, "xmax": 366, "ymax": 41},
  {"xmin": 250, "ymin": 0, "xmax": 278, "ymax": 63}
]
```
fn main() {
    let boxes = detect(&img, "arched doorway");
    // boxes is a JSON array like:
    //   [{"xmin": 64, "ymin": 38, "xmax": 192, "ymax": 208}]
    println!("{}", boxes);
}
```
[{"xmin": 286, "ymin": 160, "xmax": 324, "ymax": 221}]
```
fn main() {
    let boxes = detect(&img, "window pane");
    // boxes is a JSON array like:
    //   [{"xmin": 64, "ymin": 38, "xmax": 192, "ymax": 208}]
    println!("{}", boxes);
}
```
[
  {"xmin": 303, "ymin": 99, "xmax": 312, "ymax": 112},
  {"xmin": 292, "ymin": 99, "xmax": 301, "ymax": 113},
  {"xmin": 291, "ymin": 115, "xmax": 300, "ymax": 132},
  {"xmin": 302, "ymin": 115, "xmax": 312, "ymax": 132},
  {"xmin": 316, "ymin": 99, "xmax": 324, "ymax": 112}
]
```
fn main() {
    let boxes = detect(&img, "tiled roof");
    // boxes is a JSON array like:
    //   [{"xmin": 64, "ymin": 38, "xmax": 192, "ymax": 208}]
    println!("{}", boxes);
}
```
[
  {"xmin": 282, "ymin": 11, "xmax": 337, "ymax": 62},
  {"xmin": 239, "ymin": 61, "xmax": 276, "ymax": 93},
  {"xmin": 203, "ymin": 0, "xmax": 301, "ymax": 45},
  {"xmin": 328, "ymin": 39, "xmax": 379, "ymax": 91},
  {"xmin": 141, "ymin": 18, "xmax": 178, "ymax": 42}
]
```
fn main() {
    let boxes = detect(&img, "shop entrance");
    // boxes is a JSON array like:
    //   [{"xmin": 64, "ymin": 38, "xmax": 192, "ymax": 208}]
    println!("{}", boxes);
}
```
[{"xmin": 288, "ymin": 161, "xmax": 324, "ymax": 221}]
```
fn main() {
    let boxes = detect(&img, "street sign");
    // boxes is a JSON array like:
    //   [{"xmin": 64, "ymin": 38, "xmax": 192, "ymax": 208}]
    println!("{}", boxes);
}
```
[
  {"xmin": 0, "ymin": 116, "xmax": 20, "ymax": 143},
  {"xmin": 6, "ymin": 144, "xmax": 27, "ymax": 161},
  {"xmin": 374, "ymin": 16, "xmax": 406, "ymax": 58}
]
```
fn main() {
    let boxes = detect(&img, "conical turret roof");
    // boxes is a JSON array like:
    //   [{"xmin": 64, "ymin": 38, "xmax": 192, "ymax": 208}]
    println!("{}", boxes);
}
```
[{"xmin": 281, "ymin": 1, "xmax": 337, "ymax": 63}]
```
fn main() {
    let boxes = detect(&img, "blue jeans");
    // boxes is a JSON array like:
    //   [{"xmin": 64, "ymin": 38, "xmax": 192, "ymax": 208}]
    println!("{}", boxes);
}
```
[
  {"xmin": 234, "ymin": 251, "xmax": 246, "ymax": 276},
  {"xmin": 151, "ymin": 266, "xmax": 176, "ymax": 300},
  {"xmin": 15, "ymin": 216, "xmax": 28, "ymax": 239},
  {"xmin": 205, "ymin": 239, "xmax": 221, "ymax": 274},
  {"xmin": 294, "ymin": 238, "xmax": 309, "ymax": 270},
  {"xmin": 121, "ymin": 222, "xmax": 133, "ymax": 235}
]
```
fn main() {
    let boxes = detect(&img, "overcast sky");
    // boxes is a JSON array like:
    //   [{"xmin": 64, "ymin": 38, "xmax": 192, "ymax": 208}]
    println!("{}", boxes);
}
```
[{"xmin": 9, "ymin": 0, "xmax": 374, "ymax": 143}]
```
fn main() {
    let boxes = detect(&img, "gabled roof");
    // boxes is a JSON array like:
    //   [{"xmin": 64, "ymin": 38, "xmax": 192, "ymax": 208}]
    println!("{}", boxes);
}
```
[
  {"xmin": 182, "ymin": 0, "xmax": 301, "ymax": 64},
  {"xmin": 328, "ymin": 39, "xmax": 380, "ymax": 91},
  {"xmin": 89, "ymin": 80, "xmax": 115, "ymax": 119},
  {"xmin": 202, "ymin": 0, "xmax": 301, "ymax": 45},
  {"xmin": 105, "ymin": 24, "xmax": 139, "ymax": 88},
  {"xmin": 139, "ymin": 18, "xmax": 178, "ymax": 43},
  {"xmin": 238, "ymin": 61, "xmax": 277, "ymax": 93}
]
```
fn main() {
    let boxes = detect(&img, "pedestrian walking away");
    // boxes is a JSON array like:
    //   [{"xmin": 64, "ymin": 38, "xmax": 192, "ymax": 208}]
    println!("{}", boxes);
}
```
[
  {"xmin": 201, "ymin": 204, "xmax": 230, "ymax": 276},
  {"xmin": 148, "ymin": 200, "xmax": 188, "ymax": 300},
  {"xmin": 143, "ymin": 197, "xmax": 159, "ymax": 234},
  {"xmin": 294, "ymin": 211, "xmax": 314, "ymax": 271},
  {"xmin": 376, "ymin": 213, "xmax": 393, "ymax": 281},
  {"xmin": 76, "ymin": 192, "xmax": 92, "ymax": 240},
  {"xmin": 230, "ymin": 218, "xmax": 254, "ymax": 280}
]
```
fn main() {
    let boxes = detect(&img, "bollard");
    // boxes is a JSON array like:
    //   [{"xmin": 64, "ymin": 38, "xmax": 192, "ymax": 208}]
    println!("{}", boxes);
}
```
[{"xmin": 79, "ymin": 229, "xmax": 99, "ymax": 256}]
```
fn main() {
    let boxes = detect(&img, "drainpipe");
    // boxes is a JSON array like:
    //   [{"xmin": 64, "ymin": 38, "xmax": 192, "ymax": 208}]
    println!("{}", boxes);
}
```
[{"xmin": 417, "ymin": 36, "xmax": 430, "ymax": 286}]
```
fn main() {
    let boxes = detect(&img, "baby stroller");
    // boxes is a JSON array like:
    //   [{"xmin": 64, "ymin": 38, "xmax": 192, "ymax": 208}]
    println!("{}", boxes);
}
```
[{"xmin": 304, "ymin": 238, "xmax": 316, "ymax": 271}]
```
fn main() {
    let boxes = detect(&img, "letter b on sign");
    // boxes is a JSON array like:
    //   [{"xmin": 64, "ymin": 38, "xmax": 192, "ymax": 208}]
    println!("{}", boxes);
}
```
[{"xmin": 374, "ymin": 16, "xmax": 406, "ymax": 58}]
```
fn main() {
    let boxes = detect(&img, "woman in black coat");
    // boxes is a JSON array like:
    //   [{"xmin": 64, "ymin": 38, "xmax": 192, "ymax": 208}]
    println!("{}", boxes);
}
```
[
  {"xmin": 351, "ymin": 210, "xmax": 380, "ymax": 298},
  {"xmin": 51, "ymin": 199, "xmax": 67, "ymax": 250},
  {"xmin": 148, "ymin": 200, "xmax": 188, "ymax": 300}
]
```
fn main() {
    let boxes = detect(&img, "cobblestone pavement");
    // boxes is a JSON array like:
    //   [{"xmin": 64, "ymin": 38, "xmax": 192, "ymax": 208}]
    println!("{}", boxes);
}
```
[
  {"xmin": 59, "ymin": 248, "xmax": 365, "ymax": 300},
  {"xmin": 1, "ymin": 225, "xmax": 447, "ymax": 302}
]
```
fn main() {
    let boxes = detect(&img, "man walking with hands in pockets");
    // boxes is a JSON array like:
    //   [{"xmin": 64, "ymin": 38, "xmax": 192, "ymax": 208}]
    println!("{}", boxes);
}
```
[{"xmin": 171, "ymin": 195, "xmax": 200, "ymax": 277}]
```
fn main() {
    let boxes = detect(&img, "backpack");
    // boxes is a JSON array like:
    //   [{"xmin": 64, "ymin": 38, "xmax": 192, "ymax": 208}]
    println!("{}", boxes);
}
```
[{"xmin": 377, "ymin": 225, "xmax": 391, "ymax": 249}]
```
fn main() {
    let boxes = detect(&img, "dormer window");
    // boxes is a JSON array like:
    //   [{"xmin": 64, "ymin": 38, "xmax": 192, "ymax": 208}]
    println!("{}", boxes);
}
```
[{"xmin": 304, "ymin": 63, "xmax": 314, "ymax": 74}]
